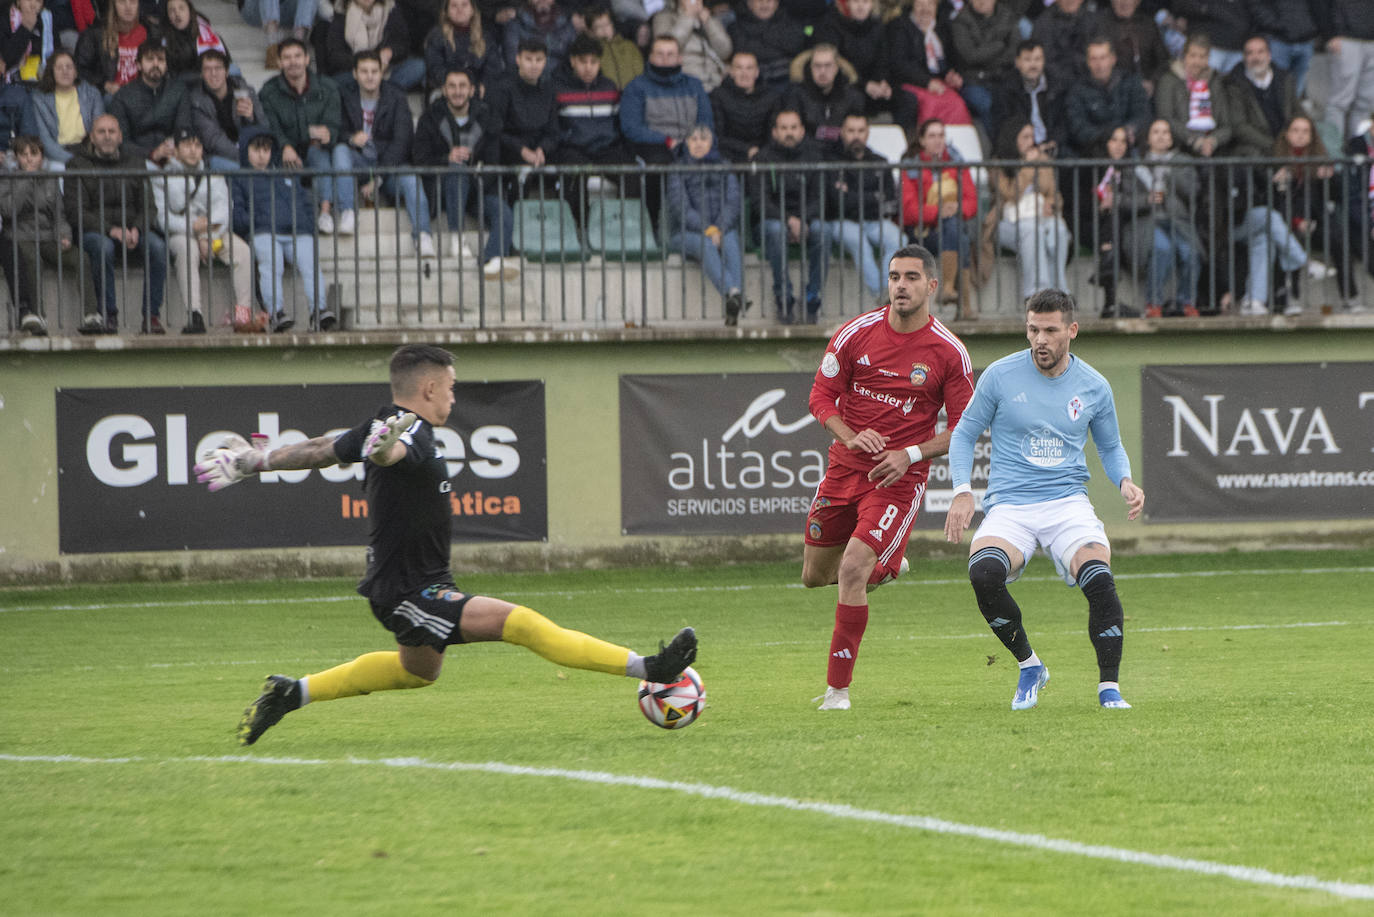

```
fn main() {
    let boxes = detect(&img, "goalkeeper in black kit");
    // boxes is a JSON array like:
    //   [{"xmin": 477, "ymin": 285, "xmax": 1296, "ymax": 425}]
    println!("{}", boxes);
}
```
[{"xmin": 195, "ymin": 343, "xmax": 696, "ymax": 746}]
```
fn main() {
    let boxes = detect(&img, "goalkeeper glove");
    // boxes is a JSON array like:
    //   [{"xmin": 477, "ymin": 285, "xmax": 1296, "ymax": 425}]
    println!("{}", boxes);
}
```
[
  {"xmin": 363, "ymin": 411, "xmax": 418, "ymax": 461},
  {"xmin": 194, "ymin": 433, "xmax": 270, "ymax": 492}
]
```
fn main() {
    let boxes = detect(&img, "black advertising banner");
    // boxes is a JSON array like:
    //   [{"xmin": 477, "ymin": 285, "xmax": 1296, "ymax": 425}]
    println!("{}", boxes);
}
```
[
  {"xmin": 619, "ymin": 373, "xmax": 989, "ymax": 535},
  {"xmin": 1141, "ymin": 363, "xmax": 1374, "ymax": 521},
  {"xmin": 56, "ymin": 382, "xmax": 547, "ymax": 553}
]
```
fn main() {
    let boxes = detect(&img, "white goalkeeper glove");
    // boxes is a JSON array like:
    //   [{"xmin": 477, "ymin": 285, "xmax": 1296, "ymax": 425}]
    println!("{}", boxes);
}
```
[
  {"xmin": 194, "ymin": 433, "xmax": 270, "ymax": 492},
  {"xmin": 362, "ymin": 411, "xmax": 417, "ymax": 461}
]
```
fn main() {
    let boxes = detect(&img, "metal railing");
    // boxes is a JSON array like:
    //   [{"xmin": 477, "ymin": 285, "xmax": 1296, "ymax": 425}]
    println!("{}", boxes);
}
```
[{"xmin": 3, "ymin": 154, "xmax": 1371, "ymax": 335}]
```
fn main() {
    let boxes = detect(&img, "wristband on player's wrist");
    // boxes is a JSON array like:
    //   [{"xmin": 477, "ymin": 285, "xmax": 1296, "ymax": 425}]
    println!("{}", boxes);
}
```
[{"xmin": 905, "ymin": 444, "xmax": 923, "ymax": 463}]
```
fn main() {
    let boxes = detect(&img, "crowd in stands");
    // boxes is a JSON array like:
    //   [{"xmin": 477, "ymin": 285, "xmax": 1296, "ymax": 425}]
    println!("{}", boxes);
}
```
[{"xmin": 1, "ymin": 0, "xmax": 1373, "ymax": 336}]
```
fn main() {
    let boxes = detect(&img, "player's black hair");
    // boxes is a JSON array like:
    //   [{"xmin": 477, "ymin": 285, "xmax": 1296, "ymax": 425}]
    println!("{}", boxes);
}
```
[
  {"xmin": 889, "ymin": 244, "xmax": 936, "ymax": 279},
  {"xmin": 1026, "ymin": 288, "xmax": 1077, "ymax": 323},
  {"xmin": 390, "ymin": 344, "xmax": 454, "ymax": 395}
]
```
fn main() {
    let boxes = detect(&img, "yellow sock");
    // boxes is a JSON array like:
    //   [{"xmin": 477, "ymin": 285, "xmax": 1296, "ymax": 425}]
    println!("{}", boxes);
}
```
[
  {"xmin": 501, "ymin": 606, "xmax": 631, "ymax": 676},
  {"xmin": 302, "ymin": 651, "xmax": 433, "ymax": 704}
]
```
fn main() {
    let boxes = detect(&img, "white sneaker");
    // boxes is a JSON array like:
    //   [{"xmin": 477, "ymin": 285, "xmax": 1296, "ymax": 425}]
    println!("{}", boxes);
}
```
[
  {"xmin": 417, "ymin": 232, "xmax": 436, "ymax": 258},
  {"xmin": 1281, "ymin": 300, "xmax": 1304, "ymax": 317},
  {"xmin": 815, "ymin": 686, "xmax": 850, "ymax": 710},
  {"xmin": 866, "ymin": 555, "xmax": 911, "ymax": 593},
  {"xmin": 1339, "ymin": 296, "xmax": 1367, "ymax": 314},
  {"xmin": 1306, "ymin": 260, "xmax": 1336, "ymax": 280},
  {"xmin": 448, "ymin": 234, "xmax": 475, "ymax": 261},
  {"xmin": 336, "ymin": 209, "xmax": 355, "ymax": 235},
  {"xmin": 483, "ymin": 256, "xmax": 519, "ymax": 281},
  {"xmin": 1238, "ymin": 297, "xmax": 1268, "ymax": 316},
  {"xmin": 317, "ymin": 210, "xmax": 335, "ymax": 234}
]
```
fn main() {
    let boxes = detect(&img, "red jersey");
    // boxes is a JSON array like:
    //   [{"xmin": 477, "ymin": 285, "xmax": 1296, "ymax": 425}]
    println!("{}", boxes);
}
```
[{"xmin": 809, "ymin": 307, "xmax": 974, "ymax": 480}]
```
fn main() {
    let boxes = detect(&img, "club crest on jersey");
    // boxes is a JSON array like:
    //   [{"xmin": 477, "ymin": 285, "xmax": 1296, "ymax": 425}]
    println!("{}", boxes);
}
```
[
  {"xmin": 910, "ymin": 362, "xmax": 930, "ymax": 386},
  {"xmin": 821, "ymin": 352, "xmax": 840, "ymax": 378},
  {"xmin": 1066, "ymin": 395, "xmax": 1085, "ymax": 422},
  {"xmin": 808, "ymin": 518, "xmax": 823, "ymax": 540}
]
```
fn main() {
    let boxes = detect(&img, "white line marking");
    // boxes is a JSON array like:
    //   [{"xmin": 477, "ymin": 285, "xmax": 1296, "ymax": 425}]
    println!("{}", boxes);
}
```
[
  {"xmin": 1, "ymin": 752, "xmax": 1371, "ymax": 901},
  {"xmin": 3, "ymin": 566, "xmax": 1372, "ymax": 615}
]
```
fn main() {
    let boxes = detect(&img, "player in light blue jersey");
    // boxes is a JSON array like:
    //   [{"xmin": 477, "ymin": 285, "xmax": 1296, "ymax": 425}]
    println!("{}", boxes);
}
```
[{"xmin": 944, "ymin": 289, "xmax": 1145, "ymax": 711}]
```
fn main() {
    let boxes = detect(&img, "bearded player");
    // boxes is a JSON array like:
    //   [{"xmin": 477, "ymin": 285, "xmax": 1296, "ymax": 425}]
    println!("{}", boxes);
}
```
[{"xmin": 803, "ymin": 245, "xmax": 974, "ymax": 710}]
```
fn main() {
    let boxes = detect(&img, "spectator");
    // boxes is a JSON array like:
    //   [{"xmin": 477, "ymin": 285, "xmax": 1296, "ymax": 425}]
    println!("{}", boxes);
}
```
[
  {"xmin": 812, "ymin": 0, "xmax": 888, "ymax": 115},
  {"xmin": 1029, "ymin": 0, "xmax": 1092, "ymax": 89},
  {"xmin": 423, "ymin": 0, "xmax": 501, "ymax": 93},
  {"xmin": 1170, "ymin": 0, "xmax": 1249, "ymax": 74},
  {"xmin": 238, "ymin": 0, "xmax": 317, "ymax": 70},
  {"xmin": 176, "ymin": 48, "xmax": 264, "ymax": 171},
  {"xmin": 949, "ymin": 0, "xmax": 1017, "ymax": 138},
  {"xmin": 502, "ymin": 0, "xmax": 576, "ymax": 75},
  {"xmin": 1231, "ymin": 157, "xmax": 1310, "ymax": 316},
  {"xmin": 882, "ymin": 0, "xmax": 969, "ymax": 133},
  {"xmin": 611, "ymin": 0, "xmax": 652, "ymax": 50},
  {"xmin": 258, "ymin": 38, "xmax": 355, "ymax": 235},
  {"xmin": 66, "ymin": 114, "xmax": 168, "ymax": 334},
  {"xmin": 583, "ymin": 3, "xmax": 641, "ymax": 91},
  {"xmin": 1341, "ymin": 118, "xmax": 1374, "ymax": 310},
  {"xmin": 650, "ymin": 0, "xmax": 730, "ymax": 93},
  {"xmin": 1122, "ymin": 118, "xmax": 1203, "ymax": 317},
  {"xmin": 665, "ymin": 124, "xmax": 744, "ymax": 324},
  {"xmin": 1064, "ymin": 37, "xmax": 1150, "ymax": 156},
  {"xmin": 231, "ymin": 129, "xmax": 334, "ymax": 332},
  {"xmin": 323, "ymin": 0, "xmax": 423, "ymax": 91},
  {"xmin": 73, "ymin": 0, "xmax": 149, "ymax": 96},
  {"xmin": 552, "ymin": 32, "xmax": 634, "ymax": 220},
  {"xmin": 900, "ymin": 117, "xmax": 976, "ymax": 313},
  {"xmin": 1323, "ymin": 0, "xmax": 1374, "ymax": 141},
  {"xmin": 754, "ymin": 106, "xmax": 827, "ymax": 324},
  {"xmin": 620, "ymin": 34, "xmax": 712, "ymax": 220},
  {"xmin": 1252, "ymin": 0, "xmax": 1319, "ymax": 96},
  {"xmin": 1224, "ymin": 35, "xmax": 1298, "ymax": 159},
  {"xmin": 1271, "ymin": 115, "xmax": 1358, "ymax": 314},
  {"xmin": 413, "ymin": 68, "xmax": 521, "ymax": 279},
  {"xmin": 25, "ymin": 49, "xmax": 103, "ymax": 169},
  {"xmin": 152, "ymin": 127, "xmax": 254, "ymax": 333},
  {"xmin": 1, "ymin": 0, "xmax": 59, "ymax": 88},
  {"xmin": 1089, "ymin": 124, "xmax": 1140, "ymax": 317},
  {"xmin": 726, "ymin": 0, "xmax": 805, "ymax": 91},
  {"xmin": 338, "ymin": 50, "xmax": 435, "ymax": 257},
  {"xmin": 988, "ymin": 118, "xmax": 1072, "ymax": 302},
  {"xmin": 389, "ymin": 0, "xmax": 437, "ymax": 65},
  {"xmin": 0, "ymin": 135, "xmax": 87, "ymax": 335},
  {"xmin": 1156, "ymin": 33, "xmax": 1239, "ymax": 159},
  {"xmin": 160, "ymin": 0, "xmax": 229, "ymax": 81},
  {"xmin": 709, "ymin": 49, "xmax": 777, "ymax": 162},
  {"xmin": 108, "ymin": 40, "xmax": 186, "ymax": 163},
  {"xmin": 785, "ymin": 44, "xmax": 864, "ymax": 146},
  {"xmin": 1089, "ymin": 0, "xmax": 1169, "ymax": 96},
  {"xmin": 825, "ymin": 112, "xmax": 901, "ymax": 304},
  {"xmin": 488, "ymin": 36, "xmax": 559, "ymax": 203},
  {"xmin": 989, "ymin": 39, "xmax": 1067, "ymax": 153}
]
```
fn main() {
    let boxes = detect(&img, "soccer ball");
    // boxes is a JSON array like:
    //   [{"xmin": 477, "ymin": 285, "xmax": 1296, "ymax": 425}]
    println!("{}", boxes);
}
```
[{"xmin": 637, "ymin": 666, "xmax": 705, "ymax": 730}]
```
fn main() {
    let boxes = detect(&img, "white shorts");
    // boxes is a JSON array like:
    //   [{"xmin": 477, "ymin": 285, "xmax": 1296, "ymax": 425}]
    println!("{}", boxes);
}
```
[{"xmin": 972, "ymin": 493, "xmax": 1108, "ymax": 586}]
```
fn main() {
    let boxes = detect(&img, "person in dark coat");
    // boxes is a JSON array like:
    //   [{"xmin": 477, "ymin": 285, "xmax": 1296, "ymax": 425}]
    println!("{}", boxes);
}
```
[
  {"xmin": 725, "ymin": 0, "xmax": 804, "ymax": 91},
  {"xmin": 665, "ymin": 125, "xmax": 745, "ymax": 323},
  {"xmin": 66, "ymin": 114, "xmax": 169, "ymax": 333},
  {"xmin": 709, "ymin": 49, "xmax": 778, "ymax": 162},
  {"xmin": 811, "ymin": 0, "xmax": 890, "ymax": 115},
  {"xmin": 753, "ymin": 105, "xmax": 828, "ymax": 323}
]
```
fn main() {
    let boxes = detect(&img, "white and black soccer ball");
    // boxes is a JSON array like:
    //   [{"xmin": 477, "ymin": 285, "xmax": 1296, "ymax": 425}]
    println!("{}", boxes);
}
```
[{"xmin": 637, "ymin": 666, "xmax": 705, "ymax": 730}]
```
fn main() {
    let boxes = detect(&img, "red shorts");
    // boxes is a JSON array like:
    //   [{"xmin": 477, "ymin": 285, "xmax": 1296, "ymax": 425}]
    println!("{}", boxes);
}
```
[{"xmin": 805, "ymin": 464, "xmax": 925, "ymax": 577}]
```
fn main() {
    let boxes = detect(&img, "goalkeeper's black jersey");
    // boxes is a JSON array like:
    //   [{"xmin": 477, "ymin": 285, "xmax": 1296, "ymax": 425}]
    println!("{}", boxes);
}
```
[{"xmin": 333, "ymin": 404, "xmax": 453, "ymax": 605}]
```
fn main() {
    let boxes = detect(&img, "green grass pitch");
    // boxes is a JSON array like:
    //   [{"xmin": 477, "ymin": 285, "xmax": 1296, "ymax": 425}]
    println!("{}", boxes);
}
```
[{"xmin": 2, "ymin": 551, "xmax": 1372, "ymax": 915}]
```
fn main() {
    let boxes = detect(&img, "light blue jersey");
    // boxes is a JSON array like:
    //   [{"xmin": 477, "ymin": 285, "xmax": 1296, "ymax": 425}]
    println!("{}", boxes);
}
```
[{"xmin": 949, "ymin": 350, "xmax": 1132, "ymax": 509}]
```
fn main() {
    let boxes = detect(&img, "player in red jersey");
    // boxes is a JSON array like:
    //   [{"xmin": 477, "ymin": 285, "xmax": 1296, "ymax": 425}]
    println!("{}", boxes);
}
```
[{"xmin": 802, "ymin": 244, "xmax": 975, "ymax": 710}]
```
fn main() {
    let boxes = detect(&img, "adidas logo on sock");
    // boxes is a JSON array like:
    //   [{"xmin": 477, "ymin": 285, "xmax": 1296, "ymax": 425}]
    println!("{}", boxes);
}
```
[
  {"xmin": 1098, "ymin": 625, "xmax": 1123, "ymax": 638},
  {"xmin": 989, "ymin": 617, "xmax": 1011, "ymax": 628},
  {"xmin": 832, "ymin": 648, "xmax": 853, "ymax": 659}
]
